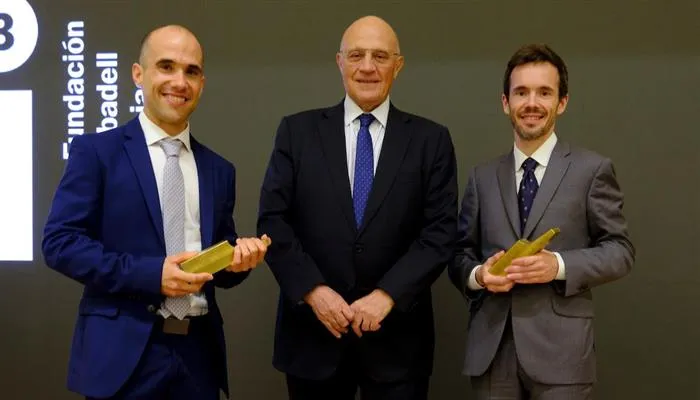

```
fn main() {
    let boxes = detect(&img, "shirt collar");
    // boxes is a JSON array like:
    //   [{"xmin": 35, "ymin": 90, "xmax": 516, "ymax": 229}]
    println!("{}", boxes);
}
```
[
  {"xmin": 513, "ymin": 132, "xmax": 558, "ymax": 171},
  {"xmin": 138, "ymin": 112, "xmax": 192, "ymax": 151},
  {"xmin": 343, "ymin": 95, "xmax": 390, "ymax": 128}
]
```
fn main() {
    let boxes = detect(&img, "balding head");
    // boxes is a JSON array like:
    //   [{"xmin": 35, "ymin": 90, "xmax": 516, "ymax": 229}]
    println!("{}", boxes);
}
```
[
  {"xmin": 132, "ymin": 24, "xmax": 206, "ymax": 135},
  {"xmin": 336, "ymin": 16, "xmax": 404, "ymax": 112},
  {"xmin": 138, "ymin": 25, "xmax": 203, "ymax": 66},
  {"xmin": 339, "ymin": 16, "xmax": 400, "ymax": 54}
]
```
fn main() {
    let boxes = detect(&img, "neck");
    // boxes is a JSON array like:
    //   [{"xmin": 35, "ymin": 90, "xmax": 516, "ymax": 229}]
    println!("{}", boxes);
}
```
[
  {"xmin": 514, "ymin": 131, "xmax": 552, "ymax": 156},
  {"xmin": 144, "ymin": 109, "xmax": 186, "ymax": 136},
  {"xmin": 349, "ymin": 94, "xmax": 386, "ymax": 113},
  {"xmin": 359, "ymin": 102, "xmax": 380, "ymax": 113}
]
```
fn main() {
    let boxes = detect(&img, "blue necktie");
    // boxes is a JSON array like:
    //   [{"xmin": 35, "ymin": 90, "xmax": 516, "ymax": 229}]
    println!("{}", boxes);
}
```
[
  {"xmin": 518, "ymin": 157, "xmax": 539, "ymax": 234},
  {"xmin": 353, "ymin": 113, "xmax": 375, "ymax": 228}
]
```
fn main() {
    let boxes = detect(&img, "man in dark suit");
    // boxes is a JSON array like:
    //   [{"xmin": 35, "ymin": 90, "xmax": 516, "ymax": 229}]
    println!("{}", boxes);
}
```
[
  {"xmin": 257, "ymin": 15, "xmax": 458, "ymax": 400},
  {"xmin": 448, "ymin": 44, "xmax": 635, "ymax": 399},
  {"xmin": 42, "ymin": 25, "xmax": 269, "ymax": 400}
]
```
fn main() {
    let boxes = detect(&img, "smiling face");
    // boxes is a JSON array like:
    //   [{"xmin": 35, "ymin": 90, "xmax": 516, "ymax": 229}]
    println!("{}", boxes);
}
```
[
  {"xmin": 502, "ymin": 61, "xmax": 568, "ymax": 142},
  {"xmin": 132, "ymin": 26, "xmax": 205, "ymax": 135},
  {"xmin": 336, "ymin": 16, "xmax": 404, "ymax": 112}
]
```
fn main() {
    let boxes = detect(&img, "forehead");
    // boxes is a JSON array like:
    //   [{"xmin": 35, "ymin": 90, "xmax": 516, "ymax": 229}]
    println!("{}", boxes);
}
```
[
  {"xmin": 145, "ymin": 31, "xmax": 203, "ymax": 66},
  {"xmin": 343, "ymin": 24, "xmax": 397, "ymax": 51},
  {"xmin": 509, "ymin": 62, "xmax": 559, "ymax": 89}
]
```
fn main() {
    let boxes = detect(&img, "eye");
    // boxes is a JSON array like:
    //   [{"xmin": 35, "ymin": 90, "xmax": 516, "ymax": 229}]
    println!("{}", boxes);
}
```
[
  {"xmin": 186, "ymin": 67, "xmax": 202, "ymax": 77},
  {"xmin": 373, "ymin": 52, "xmax": 390, "ymax": 62},
  {"xmin": 347, "ymin": 51, "xmax": 363, "ymax": 62}
]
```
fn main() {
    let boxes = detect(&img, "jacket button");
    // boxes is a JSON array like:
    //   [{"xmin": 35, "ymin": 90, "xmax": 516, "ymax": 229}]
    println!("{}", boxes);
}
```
[{"xmin": 354, "ymin": 245, "xmax": 364, "ymax": 254}]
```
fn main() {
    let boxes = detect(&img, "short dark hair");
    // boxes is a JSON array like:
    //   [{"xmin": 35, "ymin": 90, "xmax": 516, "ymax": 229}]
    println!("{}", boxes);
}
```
[
  {"xmin": 503, "ymin": 44, "xmax": 568, "ymax": 99},
  {"xmin": 137, "ymin": 30, "xmax": 153, "ymax": 63}
]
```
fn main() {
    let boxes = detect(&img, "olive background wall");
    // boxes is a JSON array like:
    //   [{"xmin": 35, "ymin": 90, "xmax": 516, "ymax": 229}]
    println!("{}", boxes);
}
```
[{"xmin": 0, "ymin": 1, "xmax": 698, "ymax": 399}]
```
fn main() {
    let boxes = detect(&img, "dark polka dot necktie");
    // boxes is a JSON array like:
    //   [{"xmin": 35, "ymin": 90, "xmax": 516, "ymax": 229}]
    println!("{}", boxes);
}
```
[
  {"xmin": 518, "ymin": 157, "xmax": 539, "ymax": 235},
  {"xmin": 353, "ymin": 113, "xmax": 375, "ymax": 228}
]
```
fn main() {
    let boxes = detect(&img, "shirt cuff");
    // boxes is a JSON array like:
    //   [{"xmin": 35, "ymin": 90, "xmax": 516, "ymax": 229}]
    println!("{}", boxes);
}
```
[
  {"xmin": 553, "ymin": 252, "xmax": 566, "ymax": 280},
  {"xmin": 467, "ymin": 265, "xmax": 485, "ymax": 290}
]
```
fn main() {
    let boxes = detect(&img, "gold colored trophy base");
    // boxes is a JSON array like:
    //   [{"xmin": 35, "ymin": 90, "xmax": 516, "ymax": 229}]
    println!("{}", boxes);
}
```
[
  {"xmin": 180, "ymin": 236, "xmax": 272, "ymax": 274},
  {"xmin": 488, "ymin": 228, "xmax": 560, "ymax": 276}
]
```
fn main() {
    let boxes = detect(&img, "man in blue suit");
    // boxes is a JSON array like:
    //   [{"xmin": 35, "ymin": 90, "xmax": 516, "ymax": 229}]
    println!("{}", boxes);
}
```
[{"xmin": 42, "ymin": 25, "xmax": 269, "ymax": 400}]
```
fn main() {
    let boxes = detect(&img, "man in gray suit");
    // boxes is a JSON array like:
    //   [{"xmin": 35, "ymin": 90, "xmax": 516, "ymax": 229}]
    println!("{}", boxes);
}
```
[{"xmin": 448, "ymin": 43, "xmax": 634, "ymax": 399}]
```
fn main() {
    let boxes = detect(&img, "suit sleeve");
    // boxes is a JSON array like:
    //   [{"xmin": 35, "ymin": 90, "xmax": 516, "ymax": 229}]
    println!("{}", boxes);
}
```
[
  {"xmin": 41, "ymin": 135, "xmax": 163, "ymax": 295},
  {"xmin": 213, "ymin": 164, "xmax": 250, "ymax": 289},
  {"xmin": 448, "ymin": 168, "xmax": 487, "ymax": 302},
  {"xmin": 556, "ymin": 158, "xmax": 635, "ymax": 296},
  {"xmin": 257, "ymin": 117, "xmax": 326, "ymax": 304},
  {"xmin": 377, "ymin": 127, "xmax": 459, "ymax": 312}
]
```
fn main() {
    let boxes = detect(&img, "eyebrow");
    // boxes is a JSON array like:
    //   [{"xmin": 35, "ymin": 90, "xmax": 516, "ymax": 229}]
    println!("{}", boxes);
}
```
[
  {"xmin": 155, "ymin": 58, "xmax": 203, "ymax": 73},
  {"xmin": 511, "ymin": 85, "xmax": 555, "ymax": 92},
  {"xmin": 345, "ymin": 47, "xmax": 395, "ymax": 53}
]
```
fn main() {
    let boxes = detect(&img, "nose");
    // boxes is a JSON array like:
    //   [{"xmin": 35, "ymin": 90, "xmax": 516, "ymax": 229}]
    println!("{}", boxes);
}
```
[
  {"xmin": 358, "ymin": 53, "xmax": 376, "ymax": 72},
  {"xmin": 171, "ymin": 70, "xmax": 187, "ymax": 88},
  {"xmin": 526, "ymin": 92, "xmax": 538, "ymax": 106}
]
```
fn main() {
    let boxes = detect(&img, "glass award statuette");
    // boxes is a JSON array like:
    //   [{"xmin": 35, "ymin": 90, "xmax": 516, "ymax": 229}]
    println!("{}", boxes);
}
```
[
  {"xmin": 488, "ymin": 228, "xmax": 560, "ymax": 276},
  {"xmin": 180, "ymin": 236, "xmax": 272, "ymax": 274}
]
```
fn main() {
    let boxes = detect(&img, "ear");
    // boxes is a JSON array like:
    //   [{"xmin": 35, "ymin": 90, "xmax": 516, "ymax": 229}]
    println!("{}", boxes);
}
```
[
  {"xmin": 501, "ymin": 93, "xmax": 510, "ymax": 115},
  {"xmin": 556, "ymin": 94, "xmax": 569, "ymax": 115},
  {"xmin": 336, "ymin": 52, "xmax": 343, "ymax": 73},
  {"xmin": 393, "ymin": 55, "xmax": 405, "ymax": 78},
  {"xmin": 132, "ymin": 63, "xmax": 143, "ymax": 88},
  {"xmin": 199, "ymin": 75, "xmax": 206, "ymax": 96}
]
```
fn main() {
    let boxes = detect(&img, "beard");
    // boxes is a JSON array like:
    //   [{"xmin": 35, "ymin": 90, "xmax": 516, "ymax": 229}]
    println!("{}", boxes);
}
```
[{"xmin": 510, "ymin": 106, "xmax": 555, "ymax": 141}]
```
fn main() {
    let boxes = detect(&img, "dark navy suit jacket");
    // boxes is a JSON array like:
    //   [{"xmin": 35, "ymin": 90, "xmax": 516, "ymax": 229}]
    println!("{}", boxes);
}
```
[
  {"xmin": 42, "ymin": 117, "xmax": 247, "ymax": 398},
  {"xmin": 257, "ymin": 102, "xmax": 458, "ymax": 381}
]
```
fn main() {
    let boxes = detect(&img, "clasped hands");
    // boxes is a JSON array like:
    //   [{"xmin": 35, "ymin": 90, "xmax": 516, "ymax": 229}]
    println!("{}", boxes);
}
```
[
  {"xmin": 160, "ymin": 235, "xmax": 271, "ymax": 297},
  {"xmin": 304, "ymin": 285, "xmax": 394, "ymax": 339},
  {"xmin": 475, "ymin": 249, "xmax": 559, "ymax": 293}
]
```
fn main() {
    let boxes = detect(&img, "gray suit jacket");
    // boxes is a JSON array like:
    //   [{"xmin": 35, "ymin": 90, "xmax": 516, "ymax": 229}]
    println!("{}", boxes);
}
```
[{"xmin": 448, "ymin": 140, "xmax": 634, "ymax": 385}]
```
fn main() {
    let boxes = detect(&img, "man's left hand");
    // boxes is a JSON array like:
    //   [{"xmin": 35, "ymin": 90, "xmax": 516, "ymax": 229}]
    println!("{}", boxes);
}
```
[
  {"xmin": 505, "ymin": 250, "xmax": 559, "ymax": 284},
  {"xmin": 349, "ymin": 289, "xmax": 394, "ymax": 337},
  {"xmin": 226, "ymin": 235, "xmax": 271, "ymax": 273}
]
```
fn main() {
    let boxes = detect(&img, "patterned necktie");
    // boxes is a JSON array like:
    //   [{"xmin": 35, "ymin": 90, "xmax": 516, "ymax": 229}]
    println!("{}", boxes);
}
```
[
  {"xmin": 353, "ymin": 113, "xmax": 375, "ymax": 228},
  {"xmin": 159, "ymin": 138, "xmax": 191, "ymax": 320},
  {"xmin": 518, "ymin": 157, "xmax": 539, "ymax": 235}
]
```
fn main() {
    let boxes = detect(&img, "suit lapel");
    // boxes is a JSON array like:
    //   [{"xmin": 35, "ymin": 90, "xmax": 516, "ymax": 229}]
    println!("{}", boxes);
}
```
[
  {"xmin": 523, "ymin": 141, "xmax": 571, "ymax": 238},
  {"xmin": 318, "ymin": 103, "xmax": 357, "ymax": 233},
  {"xmin": 123, "ymin": 118, "xmax": 165, "ymax": 249},
  {"xmin": 191, "ymin": 137, "xmax": 214, "ymax": 248},
  {"xmin": 496, "ymin": 151, "xmax": 521, "ymax": 238},
  {"xmin": 359, "ymin": 105, "xmax": 412, "ymax": 235}
]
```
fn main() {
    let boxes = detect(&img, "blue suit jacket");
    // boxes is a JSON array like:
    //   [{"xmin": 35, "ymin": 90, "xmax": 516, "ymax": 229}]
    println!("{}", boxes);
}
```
[{"xmin": 42, "ymin": 117, "xmax": 247, "ymax": 398}]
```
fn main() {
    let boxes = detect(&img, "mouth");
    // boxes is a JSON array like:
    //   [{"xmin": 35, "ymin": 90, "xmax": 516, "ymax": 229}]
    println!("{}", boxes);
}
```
[
  {"xmin": 519, "ymin": 114, "xmax": 545, "ymax": 124},
  {"xmin": 355, "ymin": 79, "xmax": 380, "ymax": 85},
  {"xmin": 162, "ymin": 93, "xmax": 189, "ymax": 106}
]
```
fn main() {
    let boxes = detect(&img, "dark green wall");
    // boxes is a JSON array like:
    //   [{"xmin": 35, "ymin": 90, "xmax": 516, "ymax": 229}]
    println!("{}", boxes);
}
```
[{"xmin": 1, "ymin": 1, "xmax": 698, "ymax": 398}]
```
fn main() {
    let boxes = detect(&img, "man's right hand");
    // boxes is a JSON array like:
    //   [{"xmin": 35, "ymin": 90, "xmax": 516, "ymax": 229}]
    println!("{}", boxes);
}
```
[
  {"xmin": 477, "ymin": 251, "xmax": 515, "ymax": 293},
  {"xmin": 161, "ymin": 252, "xmax": 213, "ymax": 297},
  {"xmin": 304, "ymin": 285, "xmax": 354, "ymax": 339}
]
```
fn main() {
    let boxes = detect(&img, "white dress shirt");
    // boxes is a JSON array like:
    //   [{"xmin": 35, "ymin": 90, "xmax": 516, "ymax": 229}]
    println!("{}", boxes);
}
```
[
  {"xmin": 344, "ymin": 96, "xmax": 390, "ymax": 193},
  {"xmin": 139, "ymin": 112, "xmax": 208, "ymax": 315},
  {"xmin": 468, "ymin": 133, "xmax": 566, "ymax": 290}
]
